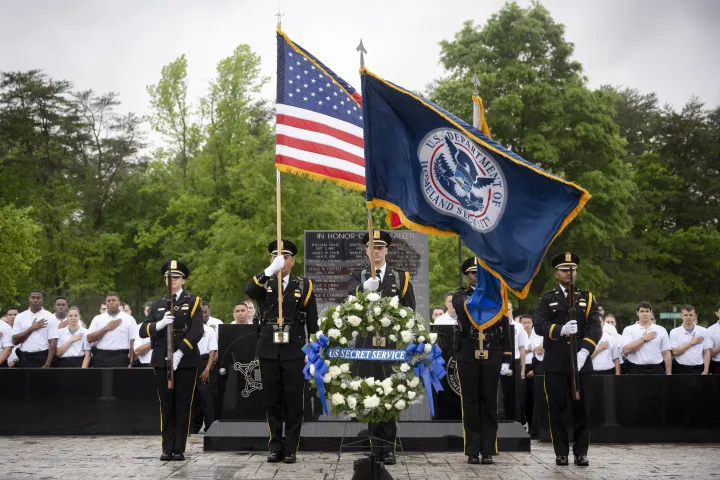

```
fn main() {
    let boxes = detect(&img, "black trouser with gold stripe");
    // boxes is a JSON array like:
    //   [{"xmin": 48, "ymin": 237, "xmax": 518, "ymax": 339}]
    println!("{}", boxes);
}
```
[
  {"xmin": 259, "ymin": 357, "xmax": 305, "ymax": 454},
  {"xmin": 154, "ymin": 367, "xmax": 197, "ymax": 453},
  {"xmin": 544, "ymin": 371, "xmax": 589, "ymax": 457},
  {"xmin": 190, "ymin": 354, "xmax": 217, "ymax": 433},
  {"xmin": 457, "ymin": 351, "xmax": 501, "ymax": 457}
]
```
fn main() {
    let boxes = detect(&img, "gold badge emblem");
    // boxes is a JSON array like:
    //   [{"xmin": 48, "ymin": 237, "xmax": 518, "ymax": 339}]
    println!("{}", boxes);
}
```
[
  {"xmin": 565, "ymin": 252, "xmax": 572, "ymax": 262},
  {"xmin": 170, "ymin": 260, "xmax": 177, "ymax": 269},
  {"xmin": 373, "ymin": 230, "xmax": 380, "ymax": 239}
]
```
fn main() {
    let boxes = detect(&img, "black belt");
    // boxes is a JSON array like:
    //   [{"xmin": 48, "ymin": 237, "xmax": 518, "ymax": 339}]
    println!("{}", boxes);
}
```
[
  {"xmin": 201, "ymin": 353, "xmax": 211, "ymax": 360},
  {"xmin": 95, "ymin": 349, "xmax": 129, "ymax": 355},
  {"xmin": 19, "ymin": 350, "xmax": 49, "ymax": 357}
]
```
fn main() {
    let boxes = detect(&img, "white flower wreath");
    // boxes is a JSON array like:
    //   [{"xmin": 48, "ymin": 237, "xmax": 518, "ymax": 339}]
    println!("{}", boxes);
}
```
[{"xmin": 306, "ymin": 291, "xmax": 439, "ymax": 423}]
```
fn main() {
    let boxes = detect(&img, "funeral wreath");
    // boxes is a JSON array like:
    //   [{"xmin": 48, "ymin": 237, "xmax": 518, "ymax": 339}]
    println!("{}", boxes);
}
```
[{"xmin": 303, "ymin": 291, "xmax": 445, "ymax": 423}]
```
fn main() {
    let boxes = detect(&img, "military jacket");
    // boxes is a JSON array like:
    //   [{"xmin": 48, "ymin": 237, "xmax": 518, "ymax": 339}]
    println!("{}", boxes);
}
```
[
  {"xmin": 452, "ymin": 287, "xmax": 512, "ymax": 364},
  {"xmin": 139, "ymin": 290, "xmax": 204, "ymax": 368},
  {"xmin": 347, "ymin": 267, "xmax": 416, "ymax": 310},
  {"xmin": 533, "ymin": 286, "xmax": 602, "ymax": 374},
  {"xmin": 245, "ymin": 272, "xmax": 318, "ymax": 360}
]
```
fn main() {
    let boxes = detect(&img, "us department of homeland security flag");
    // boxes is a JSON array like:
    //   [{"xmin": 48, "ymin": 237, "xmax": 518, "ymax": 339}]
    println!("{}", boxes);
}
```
[
  {"xmin": 465, "ymin": 259, "xmax": 508, "ymax": 330},
  {"xmin": 360, "ymin": 69, "xmax": 591, "ymax": 298}
]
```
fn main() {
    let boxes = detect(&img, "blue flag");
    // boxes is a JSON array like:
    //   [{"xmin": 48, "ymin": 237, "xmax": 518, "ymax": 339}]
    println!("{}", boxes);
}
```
[
  {"xmin": 360, "ymin": 69, "xmax": 591, "ymax": 298},
  {"xmin": 464, "ymin": 260, "xmax": 507, "ymax": 331}
]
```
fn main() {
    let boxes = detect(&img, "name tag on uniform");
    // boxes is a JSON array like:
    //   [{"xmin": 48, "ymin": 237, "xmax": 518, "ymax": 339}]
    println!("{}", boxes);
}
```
[
  {"xmin": 579, "ymin": 301, "xmax": 587, "ymax": 307},
  {"xmin": 158, "ymin": 308, "xmax": 166, "ymax": 312},
  {"xmin": 181, "ymin": 305, "xmax": 189, "ymax": 310},
  {"xmin": 294, "ymin": 291, "xmax": 301, "ymax": 298},
  {"xmin": 549, "ymin": 302, "xmax": 558, "ymax": 306}
]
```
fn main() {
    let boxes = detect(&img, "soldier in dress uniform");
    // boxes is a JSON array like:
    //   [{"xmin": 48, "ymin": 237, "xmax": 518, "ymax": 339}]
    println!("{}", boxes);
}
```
[
  {"xmin": 139, "ymin": 260, "xmax": 204, "ymax": 461},
  {"xmin": 453, "ymin": 257, "xmax": 512, "ymax": 465},
  {"xmin": 533, "ymin": 252, "xmax": 602, "ymax": 467},
  {"xmin": 245, "ymin": 239, "xmax": 318, "ymax": 464},
  {"xmin": 347, "ymin": 229, "xmax": 415, "ymax": 466}
]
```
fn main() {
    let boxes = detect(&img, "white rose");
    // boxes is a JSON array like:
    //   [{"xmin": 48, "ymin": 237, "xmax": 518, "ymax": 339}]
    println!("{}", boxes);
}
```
[
  {"xmin": 380, "ymin": 317, "xmax": 391, "ymax": 328},
  {"xmin": 424, "ymin": 343, "xmax": 432, "ymax": 353},
  {"xmin": 348, "ymin": 316, "xmax": 362, "ymax": 327},
  {"xmin": 397, "ymin": 384, "xmax": 407, "ymax": 393},
  {"xmin": 354, "ymin": 303, "xmax": 363, "ymax": 311},
  {"xmin": 373, "ymin": 306, "xmax": 382, "ymax": 316},
  {"xmin": 350, "ymin": 380, "xmax": 361, "ymax": 391},
  {"xmin": 339, "ymin": 337, "xmax": 348, "ymax": 345},
  {"xmin": 347, "ymin": 396, "xmax": 357, "ymax": 409},
  {"xmin": 333, "ymin": 311, "xmax": 340, "ymax": 319},
  {"xmin": 399, "ymin": 310, "xmax": 408, "ymax": 318},
  {"xmin": 328, "ymin": 328, "xmax": 341, "ymax": 339},
  {"xmin": 418, "ymin": 323, "xmax": 425, "ymax": 332},
  {"xmin": 418, "ymin": 336, "xmax": 425, "ymax": 343},
  {"xmin": 405, "ymin": 317, "xmax": 414, "ymax": 328},
  {"xmin": 363, "ymin": 395, "xmax": 380, "ymax": 409},
  {"xmin": 334, "ymin": 318, "xmax": 343, "ymax": 328},
  {"xmin": 340, "ymin": 363, "xmax": 350, "ymax": 373},
  {"xmin": 367, "ymin": 293, "xmax": 381, "ymax": 302},
  {"xmin": 408, "ymin": 377, "xmax": 420, "ymax": 388},
  {"xmin": 383, "ymin": 386, "xmax": 393, "ymax": 395},
  {"xmin": 401, "ymin": 330, "xmax": 413, "ymax": 343},
  {"xmin": 366, "ymin": 325, "xmax": 375, "ymax": 331},
  {"xmin": 389, "ymin": 296, "xmax": 400, "ymax": 308},
  {"xmin": 400, "ymin": 363, "xmax": 410, "ymax": 373},
  {"xmin": 389, "ymin": 334, "xmax": 397, "ymax": 342},
  {"xmin": 351, "ymin": 330, "xmax": 359, "ymax": 338},
  {"xmin": 340, "ymin": 382, "xmax": 347, "ymax": 389},
  {"xmin": 394, "ymin": 399, "xmax": 407, "ymax": 410},
  {"xmin": 385, "ymin": 403, "xmax": 392, "ymax": 410},
  {"xmin": 347, "ymin": 295, "xmax": 356, "ymax": 303},
  {"xmin": 381, "ymin": 377, "xmax": 393, "ymax": 387},
  {"xmin": 429, "ymin": 332, "xmax": 438, "ymax": 344},
  {"xmin": 393, "ymin": 324, "xmax": 401, "ymax": 331},
  {"xmin": 376, "ymin": 387, "xmax": 384, "ymax": 395},
  {"xmin": 309, "ymin": 365, "xmax": 315, "ymax": 375},
  {"xmin": 323, "ymin": 373, "xmax": 332, "ymax": 383},
  {"xmin": 329, "ymin": 366, "xmax": 342, "ymax": 378},
  {"xmin": 331, "ymin": 393, "xmax": 346, "ymax": 406},
  {"xmin": 408, "ymin": 391, "xmax": 417, "ymax": 400},
  {"xmin": 365, "ymin": 377, "xmax": 375, "ymax": 386},
  {"xmin": 325, "ymin": 360, "xmax": 331, "ymax": 366}
]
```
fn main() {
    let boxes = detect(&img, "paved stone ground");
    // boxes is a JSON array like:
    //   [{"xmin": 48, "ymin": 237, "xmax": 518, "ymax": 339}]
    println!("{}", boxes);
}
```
[{"xmin": 1, "ymin": 436, "xmax": 718, "ymax": 479}]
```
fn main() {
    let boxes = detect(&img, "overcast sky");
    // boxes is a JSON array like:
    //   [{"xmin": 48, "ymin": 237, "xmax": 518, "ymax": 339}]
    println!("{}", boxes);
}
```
[{"xmin": 1, "ymin": 0, "xmax": 718, "ymax": 145}]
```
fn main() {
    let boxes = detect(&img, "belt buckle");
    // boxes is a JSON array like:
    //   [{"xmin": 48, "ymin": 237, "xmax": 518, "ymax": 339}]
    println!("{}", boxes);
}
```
[{"xmin": 475, "ymin": 350, "xmax": 489, "ymax": 360}]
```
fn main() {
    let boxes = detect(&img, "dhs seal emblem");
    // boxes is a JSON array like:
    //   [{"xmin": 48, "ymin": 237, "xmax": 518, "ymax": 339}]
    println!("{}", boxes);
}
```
[
  {"xmin": 446, "ymin": 357, "xmax": 461, "ymax": 396},
  {"xmin": 418, "ymin": 128, "xmax": 507, "ymax": 232}
]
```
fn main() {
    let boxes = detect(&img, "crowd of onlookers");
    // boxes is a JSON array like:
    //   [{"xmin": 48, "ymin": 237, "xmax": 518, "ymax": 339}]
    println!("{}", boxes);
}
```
[{"xmin": 0, "ymin": 290, "xmax": 259, "ymax": 369}]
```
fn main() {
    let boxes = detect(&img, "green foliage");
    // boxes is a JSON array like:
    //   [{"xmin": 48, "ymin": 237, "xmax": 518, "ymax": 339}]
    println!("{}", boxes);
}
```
[{"xmin": 0, "ymin": 205, "xmax": 40, "ymax": 301}]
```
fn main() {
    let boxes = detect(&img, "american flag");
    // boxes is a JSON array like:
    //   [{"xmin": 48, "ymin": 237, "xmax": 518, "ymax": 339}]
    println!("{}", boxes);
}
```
[{"xmin": 275, "ymin": 31, "xmax": 365, "ymax": 190}]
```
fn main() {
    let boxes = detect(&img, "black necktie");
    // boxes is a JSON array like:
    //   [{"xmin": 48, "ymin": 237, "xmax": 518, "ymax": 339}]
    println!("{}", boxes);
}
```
[{"xmin": 376, "ymin": 269, "xmax": 382, "ymax": 282}]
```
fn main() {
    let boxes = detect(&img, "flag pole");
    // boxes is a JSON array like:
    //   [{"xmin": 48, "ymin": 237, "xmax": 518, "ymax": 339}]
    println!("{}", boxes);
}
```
[
  {"xmin": 358, "ymin": 38, "xmax": 377, "ymax": 281},
  {"xmin": 275, "ymin": 8, "xmax": 285, "ymax": 327}
]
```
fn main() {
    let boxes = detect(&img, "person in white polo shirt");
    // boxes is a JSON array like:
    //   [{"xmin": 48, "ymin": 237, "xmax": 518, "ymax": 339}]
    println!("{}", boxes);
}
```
[
  {"xmin": 708, "ymin": 302, "xmax": 720, "ymax": 375},
  {"xmin": 591, "ymin": 318, "xmax": 621, "ymax": 375},
  {"xmin": 87, "ymin": 292, "xmax": 136, "ymax": 367},
  {"xmin": 669, "ymin": 304, "xmax": 711, "ymax": 375},
  {"xmin": 0, "ymin": 309, "xmax": 15, "ymax": 367},
  {"xmin": 621, "ymin": 301, "xmax": 671, "ymax": 375},
  {"xmin": 190, "ymin": 313, "xmax": 219, "ymax": 434},
  {"xmin": 12, "ymin": 290, "xmax": 59, "ymax": 368},
  {"xmin": 433, "ymin": 291, "xmax": 458, "ymax": 325},
  {"xmin": 202, "ymin": 301, "xmax": 223, "ymax": 330},
  {"xmin": 55, "ymin": 307, "xmax": 91, "ymax": 368}
]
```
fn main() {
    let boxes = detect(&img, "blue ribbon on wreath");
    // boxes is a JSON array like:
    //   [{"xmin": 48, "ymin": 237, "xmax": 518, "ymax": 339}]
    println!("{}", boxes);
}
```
[
  {"xmin": 405, "ymin": 342, "xmax": 447, "ymax": 416},
  {"xmin": 302, "ymin": 334, "xmax": 330, "ymax": 415}
]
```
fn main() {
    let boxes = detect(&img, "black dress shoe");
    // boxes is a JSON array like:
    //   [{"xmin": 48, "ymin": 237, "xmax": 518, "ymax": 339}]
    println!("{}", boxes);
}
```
[
  {"xmin": 467, "ymin": 455, "xmax": 480, "ymax": 464},
  {"xmin": 267, "ymin": 451, "xmax": 285, "ymax": 463},
  {"xmin": 172, "ymin": 451, "xmax": 185, "ymax": 461},
  {"xmin": 284, "ymin": 452, "xmax": 297, "ymax": 464},
  {"xmin": 574, "ymin": 455, "xmax": 590, "ymax": 466},
  {"xmin": 160, "ymin": 450, "xmax": 174, "ymax": 461},
  {"xmin": 556, "ymin": 455, "xmax": 569, "ymax": 466},
  {"xmin": 481, "ymin": 454, "xmax": 494, "ymax": 465},
  {"xmin": 381, "ymin": 452, "xmax": 396, "ymax": 465}
]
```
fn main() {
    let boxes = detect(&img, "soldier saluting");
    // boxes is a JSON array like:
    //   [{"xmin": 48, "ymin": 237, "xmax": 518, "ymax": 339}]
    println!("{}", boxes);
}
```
[
  {"xmin": 452, "ymin": 257, "xmax": 512, "ymax": 465},
  {"xmin": 533, "ymin": 252, "xmax": 601, "ymax": 467},
  {"xmin": 139, "ymin": 260, "xmax": 204, "ymax": 462},
  {"xmin": 245, "ymin": 239, "xmax": 318, "ymax": 464},
  {"xmin": 347, "ymin": 230, "xmax": 415, "ymax": 466}
]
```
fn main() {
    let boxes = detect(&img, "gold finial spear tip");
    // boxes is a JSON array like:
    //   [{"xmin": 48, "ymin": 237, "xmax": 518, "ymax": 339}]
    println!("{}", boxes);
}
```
[
  {"xmin": 472, "ymin": 74, "xmax": 479, "ymax": 95},
  {"xmin": 276, "ymin": 6, "xmax": 285, "ymax": 29},
  {"xmin": 356, "ymin": 39, "xmax": 367, "ymax": 68}
]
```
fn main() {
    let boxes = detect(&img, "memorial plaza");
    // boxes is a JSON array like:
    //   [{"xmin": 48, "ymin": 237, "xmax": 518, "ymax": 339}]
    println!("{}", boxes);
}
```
[{"xmin": 2, "ymin": 435, "xmax": 718, "ymax": 479}]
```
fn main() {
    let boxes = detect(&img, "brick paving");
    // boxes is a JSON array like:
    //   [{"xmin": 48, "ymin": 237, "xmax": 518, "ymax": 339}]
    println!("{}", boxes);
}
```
[{"xmin": 1, "ymin": 436, "xmax": 718, "ymax": 479}]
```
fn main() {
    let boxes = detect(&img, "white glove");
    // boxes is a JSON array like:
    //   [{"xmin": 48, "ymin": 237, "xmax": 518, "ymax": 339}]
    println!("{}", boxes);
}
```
[
  {"xmin": 264, "ymin": 256, "xmax": 285, "ymax": 277},
  {"xmin": 172, "ymin": 350, "xmax": 184, "ymax": 371},
  {"xmin": 560, "ymin": 320, "xmax": 578, "ymax": 336},
  {"xmin": 155, "ymin": 312, "xmax": 174, "ymax": 331},
  {"xmin": 576, "ymin": 348, "xmax": 589, "ymax": 371},
  {"xmin": 500, "ymin": 363, "xmax": 512, "ymax": 376},
  {"xmin": 363, "ymin": 277, "xmax": 380, "ymax": 291}
]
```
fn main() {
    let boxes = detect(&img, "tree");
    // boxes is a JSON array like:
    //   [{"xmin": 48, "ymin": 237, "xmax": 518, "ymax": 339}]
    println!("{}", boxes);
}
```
[{"xmin": 0, "ymin": 205, "xmax": 40, "ymax": 303}]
